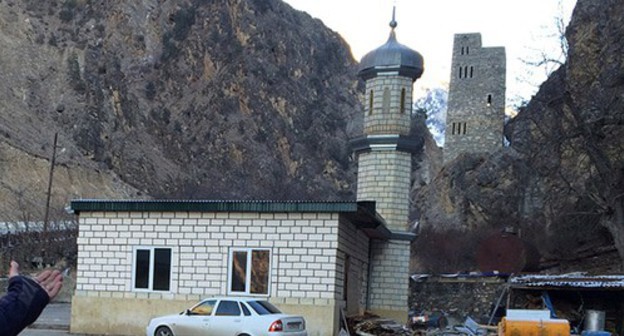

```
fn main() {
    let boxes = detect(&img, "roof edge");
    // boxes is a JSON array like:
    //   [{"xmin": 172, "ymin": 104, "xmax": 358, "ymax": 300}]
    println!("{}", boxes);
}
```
[{"xmin": 70, "ymin": 199, "xmax": 360, "ymax": 214}]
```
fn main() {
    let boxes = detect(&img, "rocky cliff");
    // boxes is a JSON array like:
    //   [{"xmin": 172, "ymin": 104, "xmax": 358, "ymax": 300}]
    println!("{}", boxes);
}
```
[
  {"xmin": 0, "ymin": 0, "xmax": 364, "ymax": 221},
  {"xmin": 415, "ymin": 0, "xmax": 624, "ymax": 272}
]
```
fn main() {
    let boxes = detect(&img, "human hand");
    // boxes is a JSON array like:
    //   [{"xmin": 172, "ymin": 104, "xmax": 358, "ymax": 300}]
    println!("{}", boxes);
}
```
[
  {"xmin": 9, "ymin": 260, "xmax": 63, "ymax": 300},
  {"xmin": 35, "ymin": 268, "xmax": 63, "ymax": 300},
  {"xmin": 8, "ymin": 260, "xmax": 19, "ymax": 278}
]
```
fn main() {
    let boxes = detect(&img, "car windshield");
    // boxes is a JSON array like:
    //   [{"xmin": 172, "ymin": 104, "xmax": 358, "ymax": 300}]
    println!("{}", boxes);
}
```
[{"xmin": 246, "ymin": 300, "xmax": 282, "ymax": 315}]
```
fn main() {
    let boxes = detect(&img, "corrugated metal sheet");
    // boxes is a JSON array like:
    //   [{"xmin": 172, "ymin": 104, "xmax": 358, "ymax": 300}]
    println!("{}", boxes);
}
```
[
  {"xmin": 510, "ymin": 273, "xmax": 624, "ymax": 288},
  {"xmin": 71, "ymin": 199, "xmax": 360, "ymax": 213}
]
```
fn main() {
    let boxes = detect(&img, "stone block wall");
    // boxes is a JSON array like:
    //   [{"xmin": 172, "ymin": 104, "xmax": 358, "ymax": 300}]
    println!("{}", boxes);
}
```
[
  {"xmin": 410, "ymin": 277, "xmax": 506, "ymax": 323},
  {"xmin": 76, "ymin": 211, "xmax": 341, "ymax": 300},
  {"xmin": 368, "ymin": 239, "xmax": 411, "ymax": 321},
  {"xmin": 444, "ymin": 33, "xmax": 506, "ymax": 163},
  {"xmin": 363, "ymin": 74, "xmax": 413, "ymax": 135},
  {"xmin": 337, "ymin": 217, "xmax": 370, "ymax": 315},
  {"xmin": 357, "ymin": 151, "xmax": 411, "ymax": 231}
]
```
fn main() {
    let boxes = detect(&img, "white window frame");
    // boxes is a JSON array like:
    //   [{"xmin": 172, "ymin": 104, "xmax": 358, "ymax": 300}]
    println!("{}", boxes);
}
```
[
  {"xmin": 131, "ymin": 246, "xmax": 173, "ymax": 292},
  {"xmin": 227, "ymin": 248, "xmax": 272, "ymax": 296}
]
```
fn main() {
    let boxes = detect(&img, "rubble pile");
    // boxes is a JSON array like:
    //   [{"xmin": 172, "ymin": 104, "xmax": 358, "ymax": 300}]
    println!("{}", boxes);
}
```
[
  {"xmin": 346, "ymin": 312, "xmax": 499, "ymax": 336},
  {"xmin": 347, "ymin": 313, "xmax": 416, "ymax": 335}
]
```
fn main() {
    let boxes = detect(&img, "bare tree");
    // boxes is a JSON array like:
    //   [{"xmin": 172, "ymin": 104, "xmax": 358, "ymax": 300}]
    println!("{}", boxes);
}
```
[
  {"xmin": 521, "ymin": 1, "xmax": 569, "ymax": 75},
  {"xmin": 513, "ymin": 0, "xmax": 572, "ymax": 108},
  {"xmin": 561, "ymin": 92, "xmax": 624, "ymax": 267}
]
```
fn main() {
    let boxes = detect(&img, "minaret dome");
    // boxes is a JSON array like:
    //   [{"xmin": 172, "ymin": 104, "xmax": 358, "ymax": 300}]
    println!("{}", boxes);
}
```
[{"xmin": 358, "ymin": 10, "xmax": 424, "ymax": 81}]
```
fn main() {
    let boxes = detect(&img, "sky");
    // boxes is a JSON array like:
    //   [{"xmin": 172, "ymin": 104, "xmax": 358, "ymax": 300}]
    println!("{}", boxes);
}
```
[{"xmin": 282, "ymin": 0, "xmax": 576, "ymax": 108}]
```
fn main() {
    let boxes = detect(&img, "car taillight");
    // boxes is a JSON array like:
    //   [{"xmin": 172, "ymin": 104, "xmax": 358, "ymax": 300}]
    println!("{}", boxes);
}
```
[{"xmin": 268, "ymin": 319, "xmax": 283, "ymax": 332}]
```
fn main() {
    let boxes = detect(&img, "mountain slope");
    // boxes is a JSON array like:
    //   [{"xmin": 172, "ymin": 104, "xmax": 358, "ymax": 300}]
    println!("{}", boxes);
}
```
[{"xmin": 0, "ymin": 0, "xmax": 363, "ymax": 219}]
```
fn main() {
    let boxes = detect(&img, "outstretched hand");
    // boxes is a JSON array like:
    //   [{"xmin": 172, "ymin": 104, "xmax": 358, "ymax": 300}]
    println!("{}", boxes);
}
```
[
  {"xmin": 35, "ymin": 268, "xmax": 63, "ymax": 300},
  {"xmin": 9, "ymin": 261, "xmax": 63, "ymax": 300}
]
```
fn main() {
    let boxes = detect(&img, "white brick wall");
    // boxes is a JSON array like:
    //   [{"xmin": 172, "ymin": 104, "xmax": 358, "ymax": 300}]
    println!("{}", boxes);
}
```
[
  {"xmin": 357, "ymin": 151, "xmax": 412, "ymax": 231},
  {"xmin": 363, "ymin": 75, "xmax": 413, "ymax": 135},
  {"xmin": 76, "ymin": 211, "xmax": 343, "ymax": 304},
  {"xmin": 368, "ymin": 239, "xmax": 411, "ymax": 310},
  {"xmin": 337, "ymin": 217, "xmax": 370, "ymax": 312}
]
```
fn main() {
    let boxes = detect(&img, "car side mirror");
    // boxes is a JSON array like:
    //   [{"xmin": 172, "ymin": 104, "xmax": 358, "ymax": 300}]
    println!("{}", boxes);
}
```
[{"xmin": 185, "ymin": 309, "xmax": 192, "ymax": 316}]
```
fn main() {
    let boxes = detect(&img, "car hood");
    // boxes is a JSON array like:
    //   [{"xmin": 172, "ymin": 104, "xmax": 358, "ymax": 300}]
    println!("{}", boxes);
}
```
[{"xmin": 149, "ymin": 313, "xmax": 184, "ymax": 324}]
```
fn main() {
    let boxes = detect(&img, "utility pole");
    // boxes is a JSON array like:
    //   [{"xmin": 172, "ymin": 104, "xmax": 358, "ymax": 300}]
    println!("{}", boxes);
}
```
[{"xmin": 43, "ymin": 132, "xmax": 58, "ymax": 252}]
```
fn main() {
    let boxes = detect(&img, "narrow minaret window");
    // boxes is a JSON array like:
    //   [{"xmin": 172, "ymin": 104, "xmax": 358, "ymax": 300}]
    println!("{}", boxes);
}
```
[
  {"xmin": 466, "ymin": 46, "xmax": 470, "ymax": 55},
  {"xmin": 369, "ymin": 90, "xmax": 374, "ymax": 115},
  {"xmin": 464, "ymin": 66, "xmax": 469, "ymax": 78},
  {"xmin": 461, "ymin": 47, "xmax": 465, "ymax": 55},
  {"xmin": 459, "ymin": 66, "xmax": 463, "ymax": 79},
  {"xmin": 487, "ymin": 94, "xmax": 492, "ymax": 106},
  {"xmin": 400, "ymin": 88, "xmax": 406, "ymax": 113},
  {"xmin": 382, "ymin": 87, "xmax": 390, "ymax": 113},
  {"xmin": 470, "ymin": 66, "xmax": 474, "ymax": 78},
  {"xmin": 453, "ymin": 122, "xmax": 466, "ymax": 135}
]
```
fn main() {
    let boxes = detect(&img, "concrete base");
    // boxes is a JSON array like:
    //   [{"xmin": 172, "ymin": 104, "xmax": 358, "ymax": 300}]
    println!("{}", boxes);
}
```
[{"xmin": 71, "ymin": 296, "xmax": 191, "ymax": 336}]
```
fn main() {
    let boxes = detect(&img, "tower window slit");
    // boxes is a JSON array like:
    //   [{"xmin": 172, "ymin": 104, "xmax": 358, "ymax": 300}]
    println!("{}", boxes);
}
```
[
  {"xmin": 466, "ymin": 46, "xmax": 469, "ymax": 55},
  {"xmin": 470, "ymin": 66, "xmax": 474, "ymax": 78},
  {"xmin": 464, "ymin": 66, "xmax": 469, "ymax": 79},
  {"xmin": 369, "ymin": 90, "xmax": 374, "ymax": 115},
  {"xmin": 382, "ymin": 87, "xmax": 390, "ymax": 113},
  {"xmin": 400, "ymin": 88, "xmax": 406, "ymax": 114},
  {"xmin": 487, "ymin": 94, "xmax": 492, "ymax": 106},
  {"xmin": 452, "ymin": 122, "xmax": 467, "ymax": 135},
  {"xmin": 459, "ymin": 66, "xmax": 463, "ymax": 79},
  {"xmin": 461, "ymin": 46, "xmax": 465, "ymax": 55}
]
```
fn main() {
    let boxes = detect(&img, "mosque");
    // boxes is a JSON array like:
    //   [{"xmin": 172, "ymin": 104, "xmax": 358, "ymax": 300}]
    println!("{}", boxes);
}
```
[{"xmin": 68, "ymin": 8, "xmax": 505, "ymax": 336}]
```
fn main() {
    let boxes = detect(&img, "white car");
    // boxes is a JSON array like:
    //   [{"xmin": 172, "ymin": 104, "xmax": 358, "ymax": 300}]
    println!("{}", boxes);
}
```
[{"xmin": 146, "ymin": 297, "xmax": 308, "ymax": 336}]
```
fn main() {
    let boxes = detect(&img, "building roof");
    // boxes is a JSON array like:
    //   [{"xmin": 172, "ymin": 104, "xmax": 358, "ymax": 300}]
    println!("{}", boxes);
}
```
[
  {"xmin": 70, "ymin": 199, "xmax": 416, "ymax": 241},
  {"xmin": 510, "ymin": 273, "xmax": 624, "ymax": 290},
  {"xmin": 71, "ymin": 199, "xmax": 358, "ymax": 213}
]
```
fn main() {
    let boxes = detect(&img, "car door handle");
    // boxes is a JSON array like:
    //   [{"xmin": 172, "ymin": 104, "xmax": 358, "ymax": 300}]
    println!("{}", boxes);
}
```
[{"xmin": 234, "ymin": 319, "xmax": 241, "ymax": 323}]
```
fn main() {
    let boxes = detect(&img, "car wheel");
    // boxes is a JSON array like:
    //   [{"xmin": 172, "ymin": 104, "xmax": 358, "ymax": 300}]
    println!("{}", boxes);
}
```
[{"xmin": 155, "ymin": 326, "xmax": 174, "ymax": 336}]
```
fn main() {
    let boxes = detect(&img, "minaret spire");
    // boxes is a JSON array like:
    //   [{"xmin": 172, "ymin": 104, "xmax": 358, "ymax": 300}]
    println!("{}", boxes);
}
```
[{"xmin": 389, "ymin": 6, "xmax": 397, "ymax": 29}]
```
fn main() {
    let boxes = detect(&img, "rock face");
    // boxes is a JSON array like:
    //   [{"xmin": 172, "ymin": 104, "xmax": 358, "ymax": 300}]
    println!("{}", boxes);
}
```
[
  {"xmin": 0, "ymin": 0, "xmax": 363, "ymax": 220},
  {"xmin": 415, "ymin": 0, "xmax": 624, "ymax": 272}
]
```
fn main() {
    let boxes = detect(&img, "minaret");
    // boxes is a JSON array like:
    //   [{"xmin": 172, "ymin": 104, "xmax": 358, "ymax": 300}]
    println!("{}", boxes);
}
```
[{"xmin": 350, "ymin": 8, "xmax": 423, "ymax": 322}]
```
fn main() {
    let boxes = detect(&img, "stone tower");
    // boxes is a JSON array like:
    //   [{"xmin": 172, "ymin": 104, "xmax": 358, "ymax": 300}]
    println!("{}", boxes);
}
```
[
  {"xmin": 443, "ymin": 33, "xmax": 506, "ymax": 163},
  {"xmin": 350, "ymin": 9, "xmax": 422, "ymax": 322}
]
